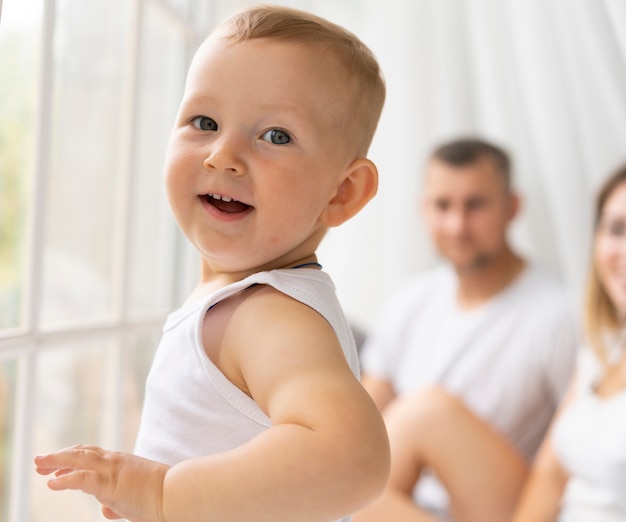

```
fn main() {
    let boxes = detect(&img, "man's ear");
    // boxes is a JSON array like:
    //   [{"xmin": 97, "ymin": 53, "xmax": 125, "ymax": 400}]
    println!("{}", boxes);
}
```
[
  {"xmin": 320, "ymin": 158, "xmax": 378, "ymax": 227},
  {"xmin": 508, "ymin": 191, "xmax": 521, "ymax": 222}
]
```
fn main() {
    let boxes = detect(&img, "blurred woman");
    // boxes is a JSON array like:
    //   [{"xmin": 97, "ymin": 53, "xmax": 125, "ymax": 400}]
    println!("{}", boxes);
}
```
[{"xmin": 511, "ymin": 162, "xmax": 626, "ymax": 522}]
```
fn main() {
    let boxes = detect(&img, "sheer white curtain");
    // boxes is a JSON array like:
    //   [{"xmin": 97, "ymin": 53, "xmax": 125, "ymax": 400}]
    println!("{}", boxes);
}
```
[{"xmin": 309, "ymin": 0, "xmax": 626, "ymax": 329}]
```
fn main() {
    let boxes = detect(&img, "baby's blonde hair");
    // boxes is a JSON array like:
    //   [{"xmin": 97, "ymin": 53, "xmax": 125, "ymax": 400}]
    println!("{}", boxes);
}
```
[{"xmin": 215, "ymin": 4, "xmax": 386, "ymax": 158}]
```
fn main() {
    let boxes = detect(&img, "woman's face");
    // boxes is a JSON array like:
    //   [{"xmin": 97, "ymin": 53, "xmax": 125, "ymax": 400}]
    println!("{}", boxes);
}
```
[{"xmin": 595, "ymin": 181, "xmax": 626, "ymax": 315}]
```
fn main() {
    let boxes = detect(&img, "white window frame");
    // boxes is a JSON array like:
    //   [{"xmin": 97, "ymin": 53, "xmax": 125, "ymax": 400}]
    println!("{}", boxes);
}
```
[{"xmin": 0, "ymin": 1, "xmax": 208, "ymax": 520}]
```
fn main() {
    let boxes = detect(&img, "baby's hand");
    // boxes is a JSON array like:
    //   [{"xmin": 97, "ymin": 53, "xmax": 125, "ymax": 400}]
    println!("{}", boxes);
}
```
[{"xmin": 34, "ymin": 445, "xmax": 169, "ymax": 522}]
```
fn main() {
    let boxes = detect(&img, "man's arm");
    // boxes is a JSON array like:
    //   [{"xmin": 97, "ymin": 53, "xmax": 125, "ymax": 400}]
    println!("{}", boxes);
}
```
[
  {"xmin": 510, "ymin": 385, "xmax": 574, "ymax": 522},
  {"xmin": 509, "ymin": 430, "xmax": 568, "ymax": 522}
]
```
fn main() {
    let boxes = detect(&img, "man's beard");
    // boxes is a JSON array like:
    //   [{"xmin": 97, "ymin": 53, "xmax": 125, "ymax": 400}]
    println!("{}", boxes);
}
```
[{"xmin": 452, "ymin": 251, "xmax": 494, "ymax": 273}]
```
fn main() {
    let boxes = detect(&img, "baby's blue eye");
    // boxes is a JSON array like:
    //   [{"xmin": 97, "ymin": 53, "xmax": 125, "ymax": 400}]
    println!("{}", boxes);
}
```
[
  {"xmin": 191, "ymin": 116, "xmax": 217, "ymax": 131},
  {"xmin": 261, "ymin": 129, "xmax": 291, "ymax": 145}
]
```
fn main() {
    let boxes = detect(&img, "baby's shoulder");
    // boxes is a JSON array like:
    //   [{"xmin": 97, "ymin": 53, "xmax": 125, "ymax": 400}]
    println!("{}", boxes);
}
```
[{"xmin": 211, "ymin": 283, "xmax": 326, "ymax": 339}]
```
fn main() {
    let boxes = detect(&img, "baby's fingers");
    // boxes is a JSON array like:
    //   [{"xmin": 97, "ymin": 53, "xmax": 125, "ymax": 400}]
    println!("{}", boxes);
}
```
[
  {"xmin": 34, "ymin": 462, "xmax": 74, "ymax": 477},
  {"xmin": 46, "ymin": 468, "xmax": 98, "ymax": 492},
  {"xmin": 35, "ymin": 445, "xmax": 104, "ymax": 472},
  {"xmin": 34, "ymin": 446, "xmax": 110, "ymax": 494},
  {"xmin": 34, "ymin": 464, "xmax": 61, "ymax": 476}
]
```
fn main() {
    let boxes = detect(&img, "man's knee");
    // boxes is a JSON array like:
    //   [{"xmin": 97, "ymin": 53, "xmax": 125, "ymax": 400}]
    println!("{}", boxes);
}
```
[{"xmin": 385, "ymin": 386, "xmax": 464, "ymax": 432}]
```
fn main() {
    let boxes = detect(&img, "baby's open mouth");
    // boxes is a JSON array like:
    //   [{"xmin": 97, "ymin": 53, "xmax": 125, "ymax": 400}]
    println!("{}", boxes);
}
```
[{"xmin": 202, "ymin": 193, "xmax": 251, "ymax": 214}]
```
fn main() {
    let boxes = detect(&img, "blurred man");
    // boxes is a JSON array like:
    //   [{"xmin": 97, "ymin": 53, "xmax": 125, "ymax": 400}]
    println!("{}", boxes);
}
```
[{"xmin": 358, "ymin": 137, "xmax": 579, "ymax": 521}]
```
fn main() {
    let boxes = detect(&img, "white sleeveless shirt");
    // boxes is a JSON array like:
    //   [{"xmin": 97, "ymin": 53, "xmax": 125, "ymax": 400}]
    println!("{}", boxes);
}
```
[
  {"xmin": 134, "ymin": 268, "xmax": 359, "ymax": 522},
  {"xmin": 553, "ymin": 348, "xmax": 626, "ymax": 521}
]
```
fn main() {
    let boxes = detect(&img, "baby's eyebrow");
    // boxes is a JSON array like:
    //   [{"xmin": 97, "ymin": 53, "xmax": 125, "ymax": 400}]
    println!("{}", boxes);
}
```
[
  {"xmin": 179, "ymin": 93, "xmax": 218, "ymax": 107},
  {"xmin": 256, "ymin": 96, "xmax": 315, "ymax": 118}
]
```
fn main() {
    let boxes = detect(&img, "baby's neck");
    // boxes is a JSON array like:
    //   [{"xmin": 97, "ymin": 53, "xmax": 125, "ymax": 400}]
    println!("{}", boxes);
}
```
[{"xmin": 186, "ymin": 253, "xmax": 321, "ymax": 306}]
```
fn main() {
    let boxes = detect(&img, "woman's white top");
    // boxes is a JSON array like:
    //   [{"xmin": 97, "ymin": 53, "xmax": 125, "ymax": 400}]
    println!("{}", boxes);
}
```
[{"xmin": 553, "ymin": 347, "xmax": 626, "ymax": 522}]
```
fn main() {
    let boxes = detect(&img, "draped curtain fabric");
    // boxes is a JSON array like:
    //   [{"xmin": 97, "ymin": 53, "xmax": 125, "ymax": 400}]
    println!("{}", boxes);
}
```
[
  {"xmin": 318, "ymin": 0, "xmax": 626, "ymax": 328},
  {"xmin": 211, "ymin": 0, "xmax": 626, "ymax": 328}
]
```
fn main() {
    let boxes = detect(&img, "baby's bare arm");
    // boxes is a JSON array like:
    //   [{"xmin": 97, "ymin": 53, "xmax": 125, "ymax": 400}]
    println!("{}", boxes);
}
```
[
  {"xmin": 161, "ymin": 285, "xmax": 390, "ymax": 521},
  {"xmin": 35, "ymin": 286, "xmax": 390, "ymax": 522}
]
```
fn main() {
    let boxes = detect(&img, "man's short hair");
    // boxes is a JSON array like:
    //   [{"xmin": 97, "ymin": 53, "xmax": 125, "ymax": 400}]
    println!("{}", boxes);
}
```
[{"xmin": 430, "ymin": 137, "xmax": 512, "ymax": 190}]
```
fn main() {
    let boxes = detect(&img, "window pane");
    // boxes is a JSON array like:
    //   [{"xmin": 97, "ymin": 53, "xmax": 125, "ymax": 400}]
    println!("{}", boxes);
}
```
[
  {"xmin": 0, "ymin": 0, "xmax": 43, "ymax": 331},
  {"xmin": 27, "ymin": 330, "xmax": 160, "ymax": 521},
  {"xmin": 30, "ymin": 337, "xmax": 118, "ymax": 522},
  {"xmin": 161, "ymin": 0, "xmax": 188, "ymax": 14},
  {"xmin": 126, "ymin": 3, "xmax": 189, "ymax": 319},
  {"xmin": 39, "ymin": 0, "xmax": 132, "ymax": 329},
  {"xmin": 119, "ymin": 331, "xmax": 160, "ymax": 451},
  {"xmin": 0, "ymin": 358, "xmax": 17, "ymax": 521},
  {"xmin": 187, "ymin": 0, "xmax": 219, "ymax": 36}
]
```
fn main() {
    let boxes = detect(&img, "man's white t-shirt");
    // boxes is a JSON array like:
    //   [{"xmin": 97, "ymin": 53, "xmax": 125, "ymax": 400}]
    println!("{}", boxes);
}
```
[{"xmin": 360, "ymin": 263, "xmax": 580, "ymax": 517}]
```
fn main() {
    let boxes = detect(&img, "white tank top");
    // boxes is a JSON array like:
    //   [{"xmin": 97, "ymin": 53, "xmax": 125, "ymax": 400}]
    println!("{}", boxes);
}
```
[{"xmin": 134, "ymin": 268, "xmax": 359, "ymax": 522}]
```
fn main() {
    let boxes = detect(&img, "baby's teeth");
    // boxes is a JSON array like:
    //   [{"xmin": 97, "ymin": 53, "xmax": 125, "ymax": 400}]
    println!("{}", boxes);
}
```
[{"xmin": 209, "ymin": 193, "xmax": 233, "ymax": 202}]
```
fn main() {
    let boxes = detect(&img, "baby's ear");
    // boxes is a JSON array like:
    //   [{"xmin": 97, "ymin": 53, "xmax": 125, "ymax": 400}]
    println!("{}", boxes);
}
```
[{"xmin": 320, "ymin": 158, "xmax": 378, "ymax": 227}]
